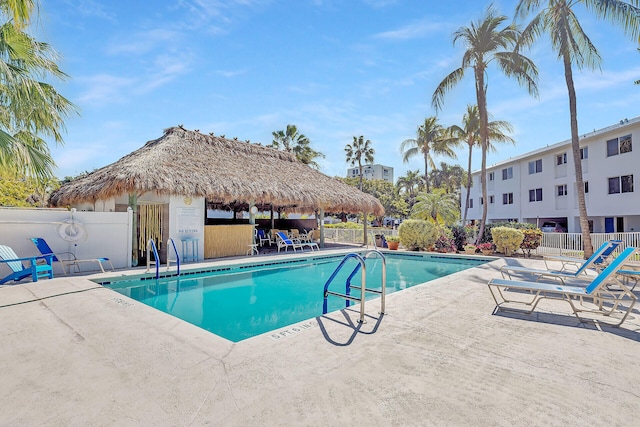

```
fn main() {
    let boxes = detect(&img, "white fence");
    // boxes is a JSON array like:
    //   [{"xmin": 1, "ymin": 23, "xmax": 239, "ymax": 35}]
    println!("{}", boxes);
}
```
[
  {"xmin": 323, "ymin": 227, "xmax": 397, "ymax": 246},
  {"xmin": 537, "ymin": 232, "xmax": 640, "ymax": 256},
  {"xmin": 0, "ymin": 207, "xmax": 132, "ymax": 275}
]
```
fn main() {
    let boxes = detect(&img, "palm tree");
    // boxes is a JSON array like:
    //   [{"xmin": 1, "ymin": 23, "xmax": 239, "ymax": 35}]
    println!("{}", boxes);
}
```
[
  {"xmin": 396, "ymin": 169, "xmax": 423, "ymax": 197},
  {"xmin": 514, "ymin": 0, "xmax": 640, "ymax": 258},
  {"xmin": 448, "ymin": 104, "xmax": 514, "ymax": 223},
  {"xmin": 344, "ymin": 135, "xmax": 375, "ymax": 191},
  {"xmin": 411, "ymin": 190, "xmax": 459, "ymax": 226},
  {"xmin": 429, "ymin": 162, "xmax": 467, "ymax": 195},
  {"xmin": 270, "ymin": 124, "xmax": 324, "ymax": 169},
  {"xmin": 432, "ymin": 5, "xmax": 538, "ymax": 244},
  {"xmin": 0, "ymin": 5, "xmax": 77, "ymax": 181},
  {"xmin": 400, "ymin": 117, "xmax": 459, "ymax": 193}
]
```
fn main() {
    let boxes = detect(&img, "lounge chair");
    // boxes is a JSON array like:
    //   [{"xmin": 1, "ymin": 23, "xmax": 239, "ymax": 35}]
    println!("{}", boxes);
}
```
[
  {"xmin": 29, "ymin": 237, "xmax": 114, "ymax": 274},
  {"xmin": 275, "ymin": 231, "xmax": 319, "ymax": 252},
  {"xmin": 499, "ymin": 240, "xmax": 620, "ymax": 284},
  {"xmin": 275, "ymin": 231, "xmax": 303, "ymax": 252},
  {"xmin": 0, "ymin": 245, "xmax": 53, "ymax": 285},
  {"xmin": 543, "ymin": 240, "xmax": 622, "ymax": 272},
  {"xmin": 488, "ymin": 246, "xmax": 638, "ymax": 327}
]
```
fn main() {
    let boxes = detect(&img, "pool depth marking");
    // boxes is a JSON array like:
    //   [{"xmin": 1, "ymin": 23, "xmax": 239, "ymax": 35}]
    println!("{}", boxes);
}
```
[{"xmin": 268, "ymin": 320, "xmax": 318, "ymax": 341}]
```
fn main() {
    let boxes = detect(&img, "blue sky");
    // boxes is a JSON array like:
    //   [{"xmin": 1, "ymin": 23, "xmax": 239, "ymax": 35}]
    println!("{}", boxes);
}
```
[{"xmin": 38, "ymin": 0, "xmax": 640, "ymax": 181}]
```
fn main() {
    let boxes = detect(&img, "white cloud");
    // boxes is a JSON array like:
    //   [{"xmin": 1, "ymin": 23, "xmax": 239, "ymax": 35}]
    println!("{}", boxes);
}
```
[
  {"xmin": 373, "ymin": 18, "xmax": 447, "ymax": 41},
  {"xmin": 76, "ymin": 74, "xmax": 137, "ymax": 104},
  {"xmin": 106, "ymin": 29, "xmax": 181, "ymax": 55}
]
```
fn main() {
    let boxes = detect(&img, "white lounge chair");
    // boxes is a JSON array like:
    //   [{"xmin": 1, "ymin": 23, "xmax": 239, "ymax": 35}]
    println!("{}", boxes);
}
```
[
  {"xmin": 488, "ymin": 247, "xmax": 638, "ymax": 327},
  {"xmin": 500, "ymin": 240, "xmax": 621, "ymax": 284},
  {"xmin": 542, "ymin": 239, "xmax": 622, "ymax": 272}
]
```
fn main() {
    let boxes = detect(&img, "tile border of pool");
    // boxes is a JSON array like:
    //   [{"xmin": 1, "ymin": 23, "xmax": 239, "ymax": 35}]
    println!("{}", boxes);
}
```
[{"xmin": 91, "ymin": 248, "xmax": 493, "ymax": 287}]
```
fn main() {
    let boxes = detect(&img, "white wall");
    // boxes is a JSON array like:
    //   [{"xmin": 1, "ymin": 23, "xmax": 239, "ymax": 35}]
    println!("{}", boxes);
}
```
[
  {"xmin": 0, "ymin": 207, "xmax": 132, "ymax": 275},
  {"xmin": 169, "ymin": 195, "xmax": 205, "ymax": 262}
]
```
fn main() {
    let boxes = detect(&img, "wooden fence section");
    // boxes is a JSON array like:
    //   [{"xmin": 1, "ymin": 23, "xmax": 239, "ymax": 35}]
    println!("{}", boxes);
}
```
[{"xmin": 204, "ymin": 225, "xmax": 254, "ymax": 258}]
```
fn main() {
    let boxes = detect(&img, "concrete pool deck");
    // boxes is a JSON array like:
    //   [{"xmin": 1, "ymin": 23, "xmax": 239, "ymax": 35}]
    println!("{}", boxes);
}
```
[{"xmin": 1, "ymin": 250, "xmax": 639, "ymax": 426}]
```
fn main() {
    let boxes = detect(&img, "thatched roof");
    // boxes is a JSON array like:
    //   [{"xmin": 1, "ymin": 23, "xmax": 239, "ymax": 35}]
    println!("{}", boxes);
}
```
[{"xmin": 50, "ymin": 126, "xmax": 384, "ymax": 215}]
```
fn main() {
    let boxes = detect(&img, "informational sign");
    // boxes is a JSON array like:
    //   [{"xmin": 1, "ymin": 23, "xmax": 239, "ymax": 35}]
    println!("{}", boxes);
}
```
[{"xmin": 176, "ymin": 207, "xmax": 201, "ymax": 234}]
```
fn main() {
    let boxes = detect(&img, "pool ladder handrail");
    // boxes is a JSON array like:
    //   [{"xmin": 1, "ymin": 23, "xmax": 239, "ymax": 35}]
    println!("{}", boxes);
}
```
[
  {"xmin": 166, "ymin": 237, "xmax": 180, "ymax": 276},
  {"xmin": 322, "ymin": 250, "xmax": 386, "ymax": 324},
  {"xmin": 146, "ymin": 238, "xmax": 160, "ymax": 279}
]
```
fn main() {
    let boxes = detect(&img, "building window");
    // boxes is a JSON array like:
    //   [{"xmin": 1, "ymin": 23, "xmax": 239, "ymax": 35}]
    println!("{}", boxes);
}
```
[
  {"xmin": 580, "ymin": 147, "xmax": 588, "ymax": 159},
  {"xmin": 383, "ymin": 169, "xmax": 389, "ymax": 176},
  {"xmin": 609, "ymin": 175, "xmax": 634, "ymax": 194},
  {"xmin": 557, "ymin": 184, "xmax": 568, "ymax": 196},
  {"xmin": 556, "ymin": 153, "xmax": 567, "ymax": 165},
  {"xmin": 488, "ymin": 171, "xmax": 494, "ymax": 181},
  {"xmin": 584, "ymin": 181, "xmax": 589, "ymax": 193},
  {"xmin": 502, "ymin": 193, "xmax": 513, "ymax": 205},
  {"xmin": 489, "ymin": 195, "xmax": 494, "ymax": 204},
  {"xmin": 607, "ymin": 135, "xmax": 632, "ymax": 157},
  {"xmin": 502, "ymin": 167, "xmax": 513, "ymax": 180},
  {"xmin": 480, "ymin": 197, "xmax": 483, "ymax": 205},
  {"xmin": 528, "ymin": 159, "xmax": 542, "ymax": 174},
  {"xmin": 467, "ymin": 199, "xmax": 473, "ymax": 209},
  {"xmin": 529, "ymin": 188, "xmax": 543, "ymax": 202}
]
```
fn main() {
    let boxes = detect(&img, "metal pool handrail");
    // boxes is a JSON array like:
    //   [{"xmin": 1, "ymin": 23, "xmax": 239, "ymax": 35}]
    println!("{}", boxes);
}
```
[
  {"xmin": 146, "ymin": 239, "xmax": 160, "ymax": 279},
  {"xmin": 323, "ymin": 250, "xmax": 386, "ymax": 324},
  {"xmin": 166, "ymin": 238, "xmax": 180, "ymax": 276}
]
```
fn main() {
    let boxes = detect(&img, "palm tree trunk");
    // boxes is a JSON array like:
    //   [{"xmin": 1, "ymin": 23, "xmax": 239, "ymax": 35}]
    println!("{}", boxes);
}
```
[
  {"xmin": 424, "ymin": 149, "xmax": 430, "ymax": 193},
  {"xmin": 463, "ymin": 141, "xmax": 473, "ymax": 223},
  {"xmin": 475, "ymin": 67, "xmax": 489, "ymax": 244},
  {"xmin": 563, "ymin": 53, "xmax": 593, "ymax": 258},
  {"xmin": 358, "ymin": 161, "xmax": 363, "ymax": 191}
]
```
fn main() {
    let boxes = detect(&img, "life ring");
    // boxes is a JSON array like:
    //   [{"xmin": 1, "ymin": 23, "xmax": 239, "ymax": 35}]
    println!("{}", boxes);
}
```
[{"xmin": 58, "ymin": 218, "xmax": 86, "ymax": 242}]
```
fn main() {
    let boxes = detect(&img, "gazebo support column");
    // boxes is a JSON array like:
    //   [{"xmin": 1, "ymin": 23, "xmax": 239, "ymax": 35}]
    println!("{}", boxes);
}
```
[
  {"xmin": 363, "ymin": 211, "xmax": 368, "ymax": 247},
  {"xmin": 319, "ymin": 208, "xmax": 325, "ymax": 249},
  {"xmin": 128, "ymin": 193, "xmax": 138, "ymax": 266}
]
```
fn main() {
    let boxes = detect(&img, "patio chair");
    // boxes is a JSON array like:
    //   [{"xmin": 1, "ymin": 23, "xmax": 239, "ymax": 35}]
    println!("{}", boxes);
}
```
[
  {"xmin": 256, "ymin": 229, "xmax": 272, "ymax": 247},
  {"xmin": 29, "ymin": 237, "xmax": 114, "ymax": 274},
  {"xmin": 543, "ymin": 240, "xmax": 622, "ymax": 272},
  {"xmin": 488, "ymin": 246, "xmax": 638, "ymax": 327},
  {"xmin": 499, "ymin": 240, "xmax": 620, "ymax": 284},
  {"xmin": 0, "ymin": 244, "xmax": 53, "ymax": 285}
]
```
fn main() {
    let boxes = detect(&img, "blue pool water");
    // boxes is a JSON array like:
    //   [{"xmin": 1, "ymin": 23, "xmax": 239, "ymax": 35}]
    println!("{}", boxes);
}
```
[{"xmin": 101, "ymin": 253, "xmax": 486, "ymax": 342}]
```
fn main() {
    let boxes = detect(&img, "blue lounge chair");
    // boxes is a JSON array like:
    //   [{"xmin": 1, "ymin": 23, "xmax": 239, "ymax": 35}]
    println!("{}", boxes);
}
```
[
  {"xmin": 499, "ymin": 240, "xmax": 621, "ymax": 284},
  {"xmin": 275, "ymin": 231, "xmax": 303, "ymax": 252},
  {"xmin": 488, "ymin": 247, "xmax": 638, "ymax": 327},
  {"xmin": 0, "ymin": 245, "xmax": 53, "ymax": 285},
  {"xmin": 29, "ymin": 237, "xmax": 114, "ymax": 274},
  {"xmin": 542, "ymin": 240, "xmax": 622, "ymax": 272}
]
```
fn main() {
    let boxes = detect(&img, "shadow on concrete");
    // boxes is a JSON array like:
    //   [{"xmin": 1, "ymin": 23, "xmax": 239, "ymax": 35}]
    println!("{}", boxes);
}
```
[
  {"xmin": 491, "ymin": 306, "xmax": 640, "ymax": 341},
  {"xmin": 316, "ymin": 308, "xmax": 385, "ymax": 346}
]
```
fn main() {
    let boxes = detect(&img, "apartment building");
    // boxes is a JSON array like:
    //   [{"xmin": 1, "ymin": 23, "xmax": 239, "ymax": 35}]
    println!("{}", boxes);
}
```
[
  {"xmin": 462, "ymin": 116, "xmax": 640, "ymax": 233},
  {"xmin": 346, "ymin": 164, "xmax": 394, "ymax": 183}
]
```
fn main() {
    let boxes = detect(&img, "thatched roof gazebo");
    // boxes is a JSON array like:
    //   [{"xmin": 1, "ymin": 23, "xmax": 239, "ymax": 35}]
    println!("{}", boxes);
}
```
[
  {"xmin": 50, "ymin": 126, "xmax": 384, "ymax": 215},
  {"xmin": 50, "ymin": 127, "xmax": 384, "ymax": 260}
]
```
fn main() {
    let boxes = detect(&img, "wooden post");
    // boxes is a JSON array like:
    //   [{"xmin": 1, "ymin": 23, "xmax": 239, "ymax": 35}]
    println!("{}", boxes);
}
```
[
  {"xmin": 319, "ymin": 208, "xmax": 325, "ymax": 248},
  {"xmin": 128, "ymin": 193, "xmax": 138, "ymax": 266}
]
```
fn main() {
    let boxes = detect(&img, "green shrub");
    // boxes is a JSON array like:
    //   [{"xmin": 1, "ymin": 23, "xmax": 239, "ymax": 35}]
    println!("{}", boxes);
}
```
[
  {"xmin": 520, "ymin": 229, "xmax": 543, "ymax": 257},
  {"xmin": 433, "ymin": 227, "xmax": 456, "ymax": 253},
  {"xmin": 491, "ymin": 226, "xmax": 524, "ymax": 256},
  {"xmin": 398, "ymin": 219, "xmax": 438, "ymax": 251},
  {"xmin": 450, "ymin": 225, "xmax": 469, "ymax": 251},
  {"xmin": 480, "ymin": 221, "xmax": 536, "ymax": 243}
]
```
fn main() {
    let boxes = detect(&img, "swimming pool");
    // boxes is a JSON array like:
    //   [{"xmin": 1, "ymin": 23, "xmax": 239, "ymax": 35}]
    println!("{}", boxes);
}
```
[{"xmin": 99, "ymin": 252, "xmax": 487, "ymax": 342}]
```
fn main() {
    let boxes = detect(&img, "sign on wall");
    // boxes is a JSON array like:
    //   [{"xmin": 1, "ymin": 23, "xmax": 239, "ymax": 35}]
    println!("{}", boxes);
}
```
[{"xmin": 176, "ymin": 207, "xmax": 201, "ymax": 235}]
